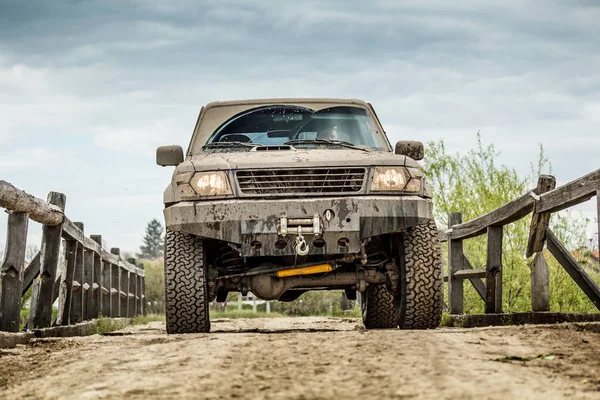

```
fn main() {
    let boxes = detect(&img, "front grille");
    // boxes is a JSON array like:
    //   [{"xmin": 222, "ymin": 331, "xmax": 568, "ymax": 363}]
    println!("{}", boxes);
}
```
[{"xmin": 236, "ymin": 168, "xmax": 366, "ymax": 196}]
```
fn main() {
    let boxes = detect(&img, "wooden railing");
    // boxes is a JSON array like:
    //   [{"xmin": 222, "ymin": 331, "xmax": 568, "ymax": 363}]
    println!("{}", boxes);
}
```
[
  {"xmin": 0, "ymin": 181, "xmax": 146, "ymax": 332},
  {"xmin": 440, "ymin": 168, "xmax": 600, "ymax": 315}
]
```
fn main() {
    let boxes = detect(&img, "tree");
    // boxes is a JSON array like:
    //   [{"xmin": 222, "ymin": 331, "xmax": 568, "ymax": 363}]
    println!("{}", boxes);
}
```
[
  {"xmin": 143, "ymin": 259, "xmax": 165, "ymax": 314},
  {"xmin": 422, "ymin": 133, "xmax": 597, "ymax": 313},
  {"xmin": 138, "ymin": 219, "xmax": 164, "ymax": 259}
]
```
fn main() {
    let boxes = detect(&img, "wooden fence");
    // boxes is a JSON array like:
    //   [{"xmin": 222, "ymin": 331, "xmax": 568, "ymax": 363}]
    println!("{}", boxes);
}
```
[
  {"xmin": 0, "ymin": 180, "xmax": 146, "ymax": 332},
  {"xmin": 440, "ymin": 168, "xmax": 600, "ymax": 315}
]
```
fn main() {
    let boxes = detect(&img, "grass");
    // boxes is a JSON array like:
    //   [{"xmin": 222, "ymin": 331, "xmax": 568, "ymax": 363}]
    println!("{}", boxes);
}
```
[
  {"xmin": 84, "ymin": 317, "xmax": 130, "ymax": 335},
  {"xmin": 83, "ymin": 314, "xmax": 164, "ymax": 335},
  {"xmin": 440, "ymin": 312, "xmax": 453, "ymax": 327}
]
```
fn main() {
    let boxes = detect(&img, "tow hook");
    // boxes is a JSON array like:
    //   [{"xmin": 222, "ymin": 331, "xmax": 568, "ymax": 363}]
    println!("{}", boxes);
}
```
[{"xmin": 295, "ymin": 227, "xmax": 310, "ymax": 256}]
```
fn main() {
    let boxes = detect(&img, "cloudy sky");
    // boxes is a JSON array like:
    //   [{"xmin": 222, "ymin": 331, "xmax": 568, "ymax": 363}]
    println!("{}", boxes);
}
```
[{"xmin": 1, "ymin": 0, "xmax": 599, "ymax": 254}]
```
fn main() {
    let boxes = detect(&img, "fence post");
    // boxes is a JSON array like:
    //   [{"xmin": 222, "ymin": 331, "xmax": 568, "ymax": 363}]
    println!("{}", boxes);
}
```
[
  {"xmin": 56, "ymin": 240, "xmax": 77, "ymax": 325},
  {"xmin": 70, "ymin": 222, "xmax": 85, "ymax": 323},
  {"xmin": 90, "ymin": 235, "xmax": 102, "ymax": 318},
  {"xmin": 597, "ymin": 190, "xmax": 599, "ymax": 259},
  {"xmin": 531, "ymin": 252, "xmax": 550, "ymax": 311},
  {"xmin": 527, "ymin": 175, "xmax": 555, "ymax": 312},
  {"xmin": 102, "ymin": 260, "xmax": 111, "ymax": 316},
  {"xmin": 0, "ymin": 212, "xmax": 29, "ymax": 332},
  {"xmin": 141, "ymin": 264, "xmax": 147, "ymax": 316},
  {"xmin": 110, "ymin": 248, "xmax": 121, "ymax": 317},
  {"xmin": 448, "ymin": 213, "xmax": 464, "ymax": 314},
  {"xmin": 485, "ymin": 226, "xmax": 503, "ymax": 313},
  {"xmin": 136, "ymin": 264, "xmax": 143, "ymax": 316},
  {"xmin": 29, "ymin": 192, "xmax": 66, "ymax": 329},
  {"xmin": 83, "ymin": 245, "xmax": 94, "ymax": 320},
  {"xmin": 526, "ymin": 175, "xmax": 556, "ymax": 257},
  {"xmin": 127, "ymin": 258, "xmax": 136, "ymax": 317}
]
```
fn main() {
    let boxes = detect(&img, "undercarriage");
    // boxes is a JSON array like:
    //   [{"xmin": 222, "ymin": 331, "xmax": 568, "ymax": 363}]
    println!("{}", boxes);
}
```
[{"xmin": 204, "ymin": 235, "xmax": 399, "ymax": 302}]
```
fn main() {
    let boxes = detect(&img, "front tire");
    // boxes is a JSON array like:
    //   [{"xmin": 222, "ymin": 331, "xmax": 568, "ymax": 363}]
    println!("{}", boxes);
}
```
[
  {"xmin": 398, "ymin": 220, "xmax": 443, "ymax": 329},
  {"xmin": 164, "ymin": 229, "xmax": 210, "ymax": 334}
]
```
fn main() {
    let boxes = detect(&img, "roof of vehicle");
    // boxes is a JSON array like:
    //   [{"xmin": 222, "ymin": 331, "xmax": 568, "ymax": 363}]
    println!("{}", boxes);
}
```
[
  {"xmin": 188, "ymin": 98, "xmax": 378, "ymax": 154},
  {"xmin": 203, "ymin": 98, "xmax": 370, "ymax": 109}
]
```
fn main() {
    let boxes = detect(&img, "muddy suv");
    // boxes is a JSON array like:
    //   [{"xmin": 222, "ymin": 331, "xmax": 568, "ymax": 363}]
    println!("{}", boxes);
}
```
[{"xmin": 157, "ymin": 98, "xmax": 442, "ymax": 333}]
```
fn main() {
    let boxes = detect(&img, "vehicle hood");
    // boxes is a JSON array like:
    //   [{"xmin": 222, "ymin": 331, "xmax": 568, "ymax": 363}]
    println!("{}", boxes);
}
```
[{"xmin": 179, "ymin": 149, "xmax": 419, "ymax": 173}]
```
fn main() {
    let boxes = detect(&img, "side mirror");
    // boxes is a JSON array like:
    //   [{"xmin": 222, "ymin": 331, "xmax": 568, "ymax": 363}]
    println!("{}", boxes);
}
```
[
  {"xmin": 156, "ymin": 145, "xmax": 184, "ymax": 166},
  {"xmin": 395, "ymin": 141, "xmax": 424, "ymax": 161}
]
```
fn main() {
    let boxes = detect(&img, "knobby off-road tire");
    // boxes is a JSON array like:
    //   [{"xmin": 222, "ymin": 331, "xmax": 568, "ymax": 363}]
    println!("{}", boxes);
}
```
[
  {"xmin": 362, "ymin": 284, "xmax": 397, "ymax": 329},
  {"xmin": 398, "ymin": 220, "xmax": 443, "ymax": 329},
  {"xmin": 164, "ymin": 229, "xmax": 210, "ymax": 334}
]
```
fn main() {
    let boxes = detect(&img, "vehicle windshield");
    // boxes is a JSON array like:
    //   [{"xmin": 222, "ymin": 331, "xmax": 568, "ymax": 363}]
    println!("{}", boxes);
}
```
[{"xmin": 204, "ymin": 105, "xmax": 389, "ymax": 151}]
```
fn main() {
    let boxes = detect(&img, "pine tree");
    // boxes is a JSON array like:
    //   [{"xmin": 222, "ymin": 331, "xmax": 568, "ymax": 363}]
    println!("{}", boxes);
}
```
[{"xmin": 138, "ymin": 219, "xmax": 164, "ymax": 259}]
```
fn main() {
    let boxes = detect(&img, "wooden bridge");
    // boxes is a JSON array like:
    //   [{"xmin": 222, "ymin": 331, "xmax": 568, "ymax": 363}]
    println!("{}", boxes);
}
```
[{"xmin": 0, "ymin": 181, "xmax": 146, "ymax": 335}]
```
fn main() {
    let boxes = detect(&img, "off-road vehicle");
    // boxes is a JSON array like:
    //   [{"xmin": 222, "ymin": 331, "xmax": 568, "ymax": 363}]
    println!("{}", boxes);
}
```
[{"xmin": 157, "ymin": 98, "xmax": 442, "ymax": 333}]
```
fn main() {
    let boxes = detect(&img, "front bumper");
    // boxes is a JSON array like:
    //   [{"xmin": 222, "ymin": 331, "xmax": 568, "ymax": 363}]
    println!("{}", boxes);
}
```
[{"xmin": 164, "ymin": 196, "xmax": 432, "ymax": 256}]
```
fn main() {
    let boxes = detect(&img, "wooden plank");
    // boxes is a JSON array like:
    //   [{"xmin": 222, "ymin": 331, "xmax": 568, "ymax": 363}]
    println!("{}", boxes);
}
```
[
  {"xmin": 448, "ymin": 213, "xmax": 464, "ymax": 314},
  {"xmin": 21, "ymin": 251, "xmax": 40, "ymax": 296},
  {"xmin": 462, "ymin": 256, "xmax": 486, "ymax": 302},
  {"xmin": 70, "ymin": 223, "xmax": 85, "ymax": 324},
  {"xmin": 56, "ymin": 240, "xmax": 77, "ymax": 326},
  {"xmin": 0, "ymin": 212, "xmax": 29, "ymax": 332},
  {"xmin": 530, "ymin": 252, "xmax": 550, "ymax": 312},
  {"xmin": 141, "ymin": 264, "xmax": 147, "ymax": 316},
  {"xmin": 485, "ymin": 226, "xmax": 503, "ymax": 314},
  {"xmin": 102, "ymin": 261, "xmax": 111, "ymax": 316},
  {"xmin": 90, "ymin": 235, "xmax": 102, "ymax": 318},
  {"xmin": 120, "ymin": 268, "xmax": 129, "ymax": 317},
  {"xmin": 447, "ymin": 191, "xmax": 535, "ymax": 240},
  {"xmin": 438, "ymin": 230, "xmax": 448, "ymax": 243},
  {"xmin": 62, "ymin": 219, "xmax": 136, "ymax": 273},
  {"xmin": 453, "ymin": 269, "xmax": 486, "ymax": 279},
  {"xmin": 110, "ymin": 256, "xmax": 120, "ymax": 318},
  {"xmin": 136, "ymin": 264, "xmax": 142, "ymax": 315},
  {"xmin": 547, "ymin": 228, "xmax": 600, "ymax": 310},
  {"xmin": 449, "ymin": 312, "xmax": 600, "ymax": 328},
  {"xmin": 127, "ymin": 258, "xmax": 137, "ymax": 317},
  {"xmin": 111, "ymin": 263, "xmax": 120, "ymax": 317},
  {"xmin": 526, "ymin": 175, "xmax": 556, "ymax": 258},
  {"xmin": 445, "ymin": 257, "xmax": 486, "ymax": 301},
  {"xmin": 52, "ymin": 273, "xmax": 60, "ymax": 304},
  {"xmin": 83, "ymin": 247, "xmax": 94, "ymax": 321},
  {"xmin": 0, "ymin": 180, "xmax": 64, "ymax": 226},
  {"xmin": 536, "ymin": 168, "xmax": 600, "ymax": 214},
  {"xmin": 29, "ymin": 192, "xmax": 66, "ymax": 329}
]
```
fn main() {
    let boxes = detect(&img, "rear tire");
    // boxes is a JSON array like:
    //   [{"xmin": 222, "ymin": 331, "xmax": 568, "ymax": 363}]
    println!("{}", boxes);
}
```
[
  {"xmin": 164, "ymin": 229, "xmax": 210, "ymax": 334},
  {"xmin": 398, "ymin": 220, "xmax": 443, "ymax": 329},
  {"xmin": 361, "ymin": 284, "xmax": 397, "ymax": 329}
]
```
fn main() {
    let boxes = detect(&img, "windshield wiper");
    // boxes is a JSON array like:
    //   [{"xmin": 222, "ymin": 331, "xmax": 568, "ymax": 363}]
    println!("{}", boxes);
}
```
[
  {"xmin": 203, "ymin": 141, "xmax": 261, "ymax": 149},
  {"xmin": 284, "ymin": 139, "xmax": 370, "ymax": 152}
]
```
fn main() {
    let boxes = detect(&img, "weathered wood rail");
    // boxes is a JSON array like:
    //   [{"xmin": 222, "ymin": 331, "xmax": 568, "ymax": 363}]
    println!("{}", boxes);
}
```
[
  {"xmin": 441, "ymin": 168, "xmax": 600, "ymax": 319},
  {"xmin": 0, "ymin": 180, "xmax": 146, "ymax": 332}
]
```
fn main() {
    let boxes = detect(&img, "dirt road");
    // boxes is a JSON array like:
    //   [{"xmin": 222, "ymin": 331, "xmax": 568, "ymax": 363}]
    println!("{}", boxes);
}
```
[{"xmin": 1, "ymin": 317, "xmax": 599, "ymax": 399}]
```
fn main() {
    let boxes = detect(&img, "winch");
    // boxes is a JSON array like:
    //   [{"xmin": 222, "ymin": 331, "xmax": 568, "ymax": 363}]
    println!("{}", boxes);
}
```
[{"xmin": 278, "ymin": 215, "xmax": 322, "ymax": 256}]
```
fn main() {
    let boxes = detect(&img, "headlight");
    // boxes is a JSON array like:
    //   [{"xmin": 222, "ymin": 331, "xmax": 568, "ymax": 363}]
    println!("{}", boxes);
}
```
[
  {"xmin": 190, "ymin": 171, "xmax": 232, "ymax": 196},
  {"xmin": 371, "ymin": 167, "xmax": 408, "ymax": 191},
  {"xmin": 371, "ymin": 167, "xmax": 421, "ymax": 192}
]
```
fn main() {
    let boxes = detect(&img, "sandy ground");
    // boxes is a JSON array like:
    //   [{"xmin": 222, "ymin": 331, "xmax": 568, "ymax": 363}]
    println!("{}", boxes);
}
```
[{"xmin": 0, "ymin": 318, "xmax": 599, "ymax": 400}]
